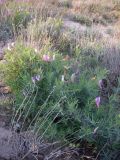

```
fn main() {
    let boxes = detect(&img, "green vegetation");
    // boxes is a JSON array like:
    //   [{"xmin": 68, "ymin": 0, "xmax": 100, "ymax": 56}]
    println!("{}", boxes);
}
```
[
  {"xmin": 71, "ymin": 14, "xmax": 92, "ymax": 26},
  {"xmin": 0, "ymin": 0, "xmax": 120, "ymax": 159}
]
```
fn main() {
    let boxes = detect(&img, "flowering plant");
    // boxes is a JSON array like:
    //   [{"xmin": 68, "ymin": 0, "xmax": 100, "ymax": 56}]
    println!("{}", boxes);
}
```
[{"xmin": 1, "ymin": 44, "xmax": 120, "ymax": 157}]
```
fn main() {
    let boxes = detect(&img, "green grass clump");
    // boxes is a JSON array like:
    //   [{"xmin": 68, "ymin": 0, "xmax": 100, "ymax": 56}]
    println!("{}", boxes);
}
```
[
  {"xmin": 72, "ymin": 14, "xmax": 92, "ymax": 26},
  {"xmin": 58, "ymin": 0, "xmax": 72, "ymax": 8},
  {"xmin": 0, "ymin": 1, "xmax": 32, "ymax": 42}
]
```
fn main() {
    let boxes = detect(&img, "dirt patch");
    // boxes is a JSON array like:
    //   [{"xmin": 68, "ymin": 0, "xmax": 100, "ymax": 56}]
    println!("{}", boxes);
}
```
[
  {"xmin": 0, "ymin": 128, "xmax": 13, "ymax": 160},
  {"xmin": 0, "ymin": 128, "xmax": 81, "ymax": 160}
]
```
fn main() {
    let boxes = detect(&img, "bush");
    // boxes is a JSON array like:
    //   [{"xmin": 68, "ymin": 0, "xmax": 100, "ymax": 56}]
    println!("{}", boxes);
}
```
[
  {"xmin": 25, "ymin": 17, "xmax": 63, "ymax": 52},
  {"xmin": 102, "ymin": 12, "xmax": 119, "ymax": 24},
  {"xmin": 58, "ymin": 0, "xmax": 72, "ymax": 8},
  {"xmin": 0, "ymin": 0, "xmax": 120, "ymax": 159},
  {"xmin": 1, "ymin": 43, "xmax": 120, "ymax": 159},
  {"xmin": 72, "ymin": 14, "xmax": 92, "ymax": 26},
  {"xmin": 0, "ymin": 20, "xmax": 13, "ymax": 43},
  {"xmin": 12, "ymin": 10, "xmax": 31, "ymax": 34}
]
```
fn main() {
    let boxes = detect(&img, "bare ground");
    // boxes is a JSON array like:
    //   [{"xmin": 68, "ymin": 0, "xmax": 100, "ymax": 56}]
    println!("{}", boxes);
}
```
[{"xmin": 63, "ymin": 18, "xmax": 120, "ymax": 46}]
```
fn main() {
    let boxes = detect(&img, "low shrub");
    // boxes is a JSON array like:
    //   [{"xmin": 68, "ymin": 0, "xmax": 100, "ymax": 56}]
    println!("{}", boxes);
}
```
[
  {"xmin": 102, "ymin": 12, "xmax": 119, "ymax": 24},
  {"xmin": 1, "ymin": 43, "xmax": 120, "ymax": 159},
  {"xmin": 72, "ymin": 14, "xmax": 92, "ymax": 26},
  {"xmin": 0, "ymin": 20, "xmax": 13, "ymax": 43},
  {"xmin": 58, "ymin": 0, "xmax": 72, "ymax": 8},
  {"xmin": 12, "ymin": 10, "xmax": 31, "ymax": 34},
  {"xmin": 0, "ymin": 45, "xmax": 115, "ymax": 135},
  {"xmin": 0, "ymin": 1, "xmax": 120, "ymax": 158},
  {"xmin": 25, "ymin": 17, "xmax": 63, "ymax": 51}
]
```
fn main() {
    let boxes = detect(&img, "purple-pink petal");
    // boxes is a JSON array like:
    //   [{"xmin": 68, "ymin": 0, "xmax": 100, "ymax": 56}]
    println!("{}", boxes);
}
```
[
  {"xmin": 32, "ymin": 75, "xmax": 40, "ymax": 83},
  {"xmin": 32, "ymin": 77, "xmax": 36, "ymax": 84},
  {"xmin": 42, "ymin": 54, "xmax": 51, "ymax": 62},
  {"xmin": 0, "ymin": 0, "xmax": 5, "ymax": 4},
  {"xmin": 35, "ymin": 75, "xmax": 40, "ymax": 81},
  {"xmin": 95, "ymin": 97, "xmax": 101, "ymax": 108}
]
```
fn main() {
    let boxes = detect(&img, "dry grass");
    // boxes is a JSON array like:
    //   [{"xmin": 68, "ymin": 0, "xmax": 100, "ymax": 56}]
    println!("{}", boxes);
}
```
[
  {"xmin": 0, "ymin": 0, "xmax": 120, "ymax": 77},
  {"xmin": 16, "ymin": 0, "xmax": 120, "ymax": 75}
]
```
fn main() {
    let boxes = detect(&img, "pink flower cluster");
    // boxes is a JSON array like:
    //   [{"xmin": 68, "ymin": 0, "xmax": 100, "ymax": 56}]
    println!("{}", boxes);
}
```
[
  {"xmin": 95, "ymin": 97, "xmax": 101, "ymax": 108},
  {"xmin": 42, "ymin": 54, "xmax": 55, "ymax": 62},
  {"xmin": 32, "ymin": 75, "xmax": 40, "ymax": 84},
  {"xmin": 42, "ymin": 54, "xmax": 51, "ymax": 62}
]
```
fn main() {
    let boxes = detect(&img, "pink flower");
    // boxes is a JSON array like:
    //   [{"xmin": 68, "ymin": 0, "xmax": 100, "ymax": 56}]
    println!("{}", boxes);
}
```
[
  {"xmin": 32, "ymin": 75, "xmax": 41, "ymax": 84},
  {"xmin": 95, "ymin": 97, "xmax": 101, "ymax": 108},
  {"xmin": 42, "ymin": 54, "xmax": 51, "ymax": 62},
  {"xmin": 32, "ymin": 77, "xmax": 36, "ymax": 84},
  {"xmin": 35, "ymin": 75, "xmax": 40, "ymax": 81},
  {"xmin": 98, "ymin": 80, "xmax": 103, "ymax": 89},
  {"xmin": 0, "ymin": 0, "xmax": 5, "ymax": 4}
]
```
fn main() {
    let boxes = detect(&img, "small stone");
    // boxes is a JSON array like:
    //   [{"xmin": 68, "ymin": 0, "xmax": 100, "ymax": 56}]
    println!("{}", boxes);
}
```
[{"xmin": 0, "ymin": 86, "xmax": 11, "ymax": 94}]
